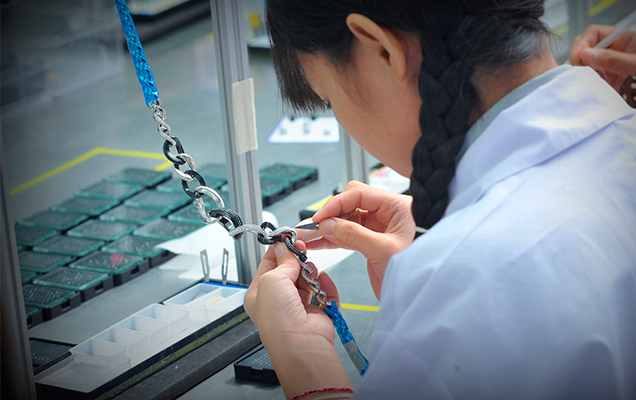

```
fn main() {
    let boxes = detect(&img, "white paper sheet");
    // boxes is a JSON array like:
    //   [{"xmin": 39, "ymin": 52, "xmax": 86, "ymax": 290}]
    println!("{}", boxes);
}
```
[{"xmin": 156, "ymin": 211, "xmax": 354, "ymax": 281}]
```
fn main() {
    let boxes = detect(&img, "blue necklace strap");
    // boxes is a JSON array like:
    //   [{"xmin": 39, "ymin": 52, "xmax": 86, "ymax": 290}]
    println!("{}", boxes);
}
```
[
  {"xmin": 114, "ymin": 0, "xmax": 160, "ymax": 106},
  {"xmin": 324, "ymin": 302, "xmax": 369, "ymax": 376}
]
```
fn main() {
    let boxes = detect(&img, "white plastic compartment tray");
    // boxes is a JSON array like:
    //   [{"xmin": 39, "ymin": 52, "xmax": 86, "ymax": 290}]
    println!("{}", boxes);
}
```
[
  {"xmin": 163, "ymin": 283, "xmax": 246, "ymax": 321},
  {"xmin": 36, "ymin": 303, "xmax": 196, "ymax": 392},
  {"xmin": 35, "ymin": 354, "xmax": 130, "ymax": 393},
  {"xmin": 35, "ymin": 285, "xmax": 246, "ymax": 393}
]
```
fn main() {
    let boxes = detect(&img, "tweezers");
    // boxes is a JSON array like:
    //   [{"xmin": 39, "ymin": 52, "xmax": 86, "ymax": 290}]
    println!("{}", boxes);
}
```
[{"xmin": 295, "ymin": 222, "xmax": 320, "ymax": 230}]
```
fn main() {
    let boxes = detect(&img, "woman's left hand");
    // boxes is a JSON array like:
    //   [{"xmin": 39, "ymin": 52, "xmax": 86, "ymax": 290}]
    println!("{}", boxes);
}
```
[
  {"xmin": 245, "ymin": 241, "xmax": 337, "ymax": 344},
  {"xmin": 244, "ymin": 241, "xmax": 352, "ymax": 398}
]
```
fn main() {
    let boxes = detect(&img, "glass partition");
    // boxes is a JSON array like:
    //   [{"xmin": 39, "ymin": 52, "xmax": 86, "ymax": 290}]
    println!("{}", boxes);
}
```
[
  {"xmin": 544, "ymin": 0, "xmax": 636, "ymax": 62},
  {"xmin": 2, "ymin": 0, "xmax": 232, "ymax": 345}
]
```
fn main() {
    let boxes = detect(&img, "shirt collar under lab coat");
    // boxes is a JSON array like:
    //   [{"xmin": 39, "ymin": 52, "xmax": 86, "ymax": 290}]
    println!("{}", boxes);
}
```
[{"xmin": 446, "ymin": 66, "xmax": 636, "ymax": 217}]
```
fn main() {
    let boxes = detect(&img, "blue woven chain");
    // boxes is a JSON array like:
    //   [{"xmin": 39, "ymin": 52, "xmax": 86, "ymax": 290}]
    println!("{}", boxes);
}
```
[
  {"xmin": 324, "ymin": 302, "xmax": 369, "ymax": 375},
  {"xmin": 114, "ymin": 0, "xmax": 159, "ymax": 106},
  {"xmin": 114, "ymin": 0, "xmax": 367, "ymax": 376}
]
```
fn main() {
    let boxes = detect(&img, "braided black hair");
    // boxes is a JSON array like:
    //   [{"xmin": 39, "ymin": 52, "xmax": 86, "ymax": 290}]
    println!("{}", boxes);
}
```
[{"xmin": 266, "ymin": 0, "xmax": 550, "ymax": 234}]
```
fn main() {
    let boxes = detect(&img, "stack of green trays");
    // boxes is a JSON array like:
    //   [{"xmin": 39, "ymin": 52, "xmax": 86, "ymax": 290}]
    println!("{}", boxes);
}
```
[
  {"xmin": 168, "ymin": 200, "xmax": 216, "ymax": 225},
  {"xmin": 102, "ymin": 235, "xmax": 165, "ymax": 258},
  {"xmin": 76, "ymin": 181, "xmax": 144, "ymax": 201},
  {"xmin": 67, "ymin": 220, "xmax": 138, "ymax": 242},
  {"xmin": 260, "ymin": 176, "xmax": 294, "ymax": 206},
  {"xmin": 105, "ymin": 168, "xmax": 170, "ymax": 187},
  {"xmin": 17, "ymin": 244, "xmax": 25, "ymax": 252},
  {"xmin": 157, "ymin": 177, "xmax": 226, "ymax": 194},
  {"xmin": 133, "ymin": 218, "xmax": 201, "ymax": 240},
  {"xmin": 99, "ymin": 205, "xmax": 168, "ymax": 224},
  {"xmin": 30, "ymin": 339, "xmax": 73, "ymax": 373},
  {"xmin": 17, "ymin": 210, "xmax": 89, "ymax": 231},
  {"xmin": 51, "ymin": 197, "xmax": 119, "ymax": 216},
  {"xmin": 21, "ymin": 270, "xmax": 37, "ymax": 284},
  {"xmin": 124, "ymin": 190, "xmax": 190, "ymax": 211},
  {"xmin": 25, "ymin": 306, "xmax": 43, "ymax": 328},
  {"xmin": 101, "ymin": 235, "xmax": 173, "ymax": 268},
  {"xmin": 198, "ymin": 163, "xmax": 228, "ymax": 180},
  {"xmin": 33, "ymin": 267, "xmax": 112, "ymax": 301},
  {"xmin": 19, "ymin": 251, "xmax": 73, "ymax": 274},
  {"xmin": 33, "ymin": 236, "xmax": 105, "ymax": 257},
  {"xmin": 14, "ymin": 225, "xmax": 59, "ymax": 247},
  {"xmin": 70, "ymin": 251, "xmax": 148, "ymax": 286},
  {"xmin": 22, "ymin": 284, "xmax": 81, "ymax": 320},
  {"xmin": 260, "ymin": 163, "xmax": 318, "ymax": 190}
]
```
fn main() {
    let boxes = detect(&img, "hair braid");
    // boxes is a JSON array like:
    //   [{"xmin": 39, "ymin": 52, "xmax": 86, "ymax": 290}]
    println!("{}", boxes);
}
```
[
  {"xmin": 264, "ymin": 0, "xmax": 550, "ymax": 236},
  {"xmin": 410, "ymin": 34, "xmax": 478, "ymax": 234}
]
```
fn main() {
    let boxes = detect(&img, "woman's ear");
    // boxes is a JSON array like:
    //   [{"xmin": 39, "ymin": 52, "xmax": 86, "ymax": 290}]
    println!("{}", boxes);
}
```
[{"xmin": 345, "ymin": 13, "xmax": 409, "ymax": 80}]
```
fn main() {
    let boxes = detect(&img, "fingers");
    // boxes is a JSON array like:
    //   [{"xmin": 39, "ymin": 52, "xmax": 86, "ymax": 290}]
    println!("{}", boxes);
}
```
[
  {"xmin": 580, "ymin": 47, "xmax": 636, "ymax": 79},
  {"xmin": 246, "ymin": 241, "xmax": 307, "ymax": 320},
  {"xmin": 571, "ymin": 24, "xmax": 617, "ymax": 64},
  {"xmin": 251, "ymin": 240, "xmax": 307, "ymax": 284},
  {"xmin": 318, "ymin": 217, "xmax": 399, "ymax": 262},
  {"xmin": 313, "ymin": 181, "xmax": 386, "ymax": 222},
  {"xmin": 296, "ymin": 227, "xmax": 323, "ymax": 243},
  {"xmin": 318, "ymin": 272, "xmax": 340, "ymax": 304}
]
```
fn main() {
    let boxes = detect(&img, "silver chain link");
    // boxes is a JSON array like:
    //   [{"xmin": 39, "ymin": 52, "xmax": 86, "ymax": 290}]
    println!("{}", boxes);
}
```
[{"xmin": 147, "ymin": 100, "xmax": 329, "ymax": 306}]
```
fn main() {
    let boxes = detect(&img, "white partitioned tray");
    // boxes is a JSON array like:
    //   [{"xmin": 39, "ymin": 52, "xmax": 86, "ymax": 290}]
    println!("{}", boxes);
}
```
[
  {"xmin": 162, "ymin": 283, "xmax": 246, "ymax": 321},
  {"xmin": 34, "ymin": 283, "xmax": 247, "ymax": 395}
]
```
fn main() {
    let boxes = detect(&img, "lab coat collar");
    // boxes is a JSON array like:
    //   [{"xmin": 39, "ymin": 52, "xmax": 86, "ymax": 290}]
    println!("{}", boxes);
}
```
[{"xmin": 446, "ymin": 66, "xmax": 635, "ymax": 216}]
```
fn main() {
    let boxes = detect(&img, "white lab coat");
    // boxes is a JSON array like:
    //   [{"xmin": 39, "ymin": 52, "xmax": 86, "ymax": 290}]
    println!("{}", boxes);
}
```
[{"xmin": 353, "ymin": 67, "xmax": 636, "ymax": 399}]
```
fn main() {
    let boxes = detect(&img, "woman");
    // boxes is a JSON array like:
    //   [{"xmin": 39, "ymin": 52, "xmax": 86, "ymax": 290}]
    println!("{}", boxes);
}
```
[{"xmin": 245, "ymin": 1, "xmax": 636, "ymax": 399}]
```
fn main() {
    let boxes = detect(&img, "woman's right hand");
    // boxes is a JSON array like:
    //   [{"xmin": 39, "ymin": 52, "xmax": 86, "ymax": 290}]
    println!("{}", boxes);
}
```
[
  {"xmin": 301, "ymin": 180, "xmax": 415, "ymax": 299},
  {"xmin": 570, "ymin": 24, "xmax": 636, "ymax": 92}
]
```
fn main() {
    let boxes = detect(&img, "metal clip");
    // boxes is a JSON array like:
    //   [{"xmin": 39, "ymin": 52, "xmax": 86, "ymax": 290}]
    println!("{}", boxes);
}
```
[
  {"xmin": 221, "ymin": 248, "xmax": 229, "ymax": 285},
  {"xmin": 200, "ymin": 249, "xmax": 210, "ymax": 282}
]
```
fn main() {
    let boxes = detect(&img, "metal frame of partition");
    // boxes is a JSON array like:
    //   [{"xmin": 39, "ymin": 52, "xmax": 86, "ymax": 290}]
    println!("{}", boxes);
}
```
[
  {"xmin": 1, "ymin": 128, "xmax": 38, "ymax": 399},
  {"xmin": 210, "ymin": 0, "xmax": 263, "ymax": 284}
]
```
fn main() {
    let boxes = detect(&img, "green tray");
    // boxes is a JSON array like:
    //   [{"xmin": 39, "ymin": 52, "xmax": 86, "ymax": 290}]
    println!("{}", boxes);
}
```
[
  {"xmin": 101, "ymin": 235, "xmax": 165, "ymax": 258},
  {"xmin": 67, "ymin": 220, "xmax": 138, "ymax": 242},
  {"xmin": 105, "ymin": 168, "xmax": 170, "ymax": 187},
  {"xmin": 124, "ymin": 190, "xmax": 190, "ymax": 211},
  {"xmin": 197, "ymin": 163, "xmax": 229, "ymax": 179},
  {"xmin": 260, "ymin": 176, "xmax": 292, "ymax": 197},
  {"xmin": 19, "ymin": 251, "xmax": 73, "ymax": 273},
  {"xmin": 167, "ymin": 201, "xmax": 215, "ymax": 225},
  {"xmin": 156, "ymin": 177, "xmax": 226, "ymax": 194},
  {"xmin": 133, "ymin": 218, "xmax": 201, "ymax": 240},
  {"xmin": 260, "ymin": 163, "xmax": 318, "ymax": 189},
  {"xmin": 33, "ymin": 236, "xmax": 105, "ymax": 257},
  {"xmin": 21, "ymin": 270, "xmax": 37, "ymax": 284},
  {"xmin": 22, "ymin": 284, "xmax": 77, "ymax": 309},
  {"xmin": 17, "ymin": 210, "xmax": 89, "ymax": 231},
  {"xmin": 14, "ymin": 225, "xmax": 59, "ymax": 247},
  {"xmin": 76, "ymin": 181, "xmax": 144, "ymax": 201},
  {"xmin": 99, "ymin": 205, "xmax": 168, "ymax": 224},
  {"xmin": 51, "ymin": 197, "xmax": 119, "ymax": 216},
  {"xmin": 25, "ymin": 306, "xmax": 41, "ymax": 319},
  {"xmin": 33, "ymin": 267, "xmax": 109, "ymax": 291},
  {"xmin": 70, "ymin": 251, "xmax": 144, "ymax": 274}
]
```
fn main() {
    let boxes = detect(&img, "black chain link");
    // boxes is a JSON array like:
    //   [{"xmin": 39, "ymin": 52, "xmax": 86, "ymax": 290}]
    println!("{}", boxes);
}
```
[
  {"xmin": 163, "ymin": 137, "xmax": 186, "ymax": 165},
  {"xmin": 208, "ymin": 208, "xmax": 244, "ymax": 240},
  {"xmin": 180, "ymin": 170, "xmax": 206, "ymax": 199}
]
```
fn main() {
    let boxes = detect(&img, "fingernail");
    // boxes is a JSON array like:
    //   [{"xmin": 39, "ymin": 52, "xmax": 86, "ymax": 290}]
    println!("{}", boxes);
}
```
[
  {"xmin": 320, "ymin": 218, "xmax": 336, "ymax": 236},
  {"xmin": 583, "ymin": 48, "xmax": 599, "ymax": 64},
  {"xmin": 274, "ymin": 243, "xmax": 286, "ymax": 259}
]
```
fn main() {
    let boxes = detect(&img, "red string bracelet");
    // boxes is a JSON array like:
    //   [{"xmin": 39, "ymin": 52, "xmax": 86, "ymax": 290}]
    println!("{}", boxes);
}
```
[{"xmin": 290, "ymin": 387, "xmax": 354, "ymax": 400}]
